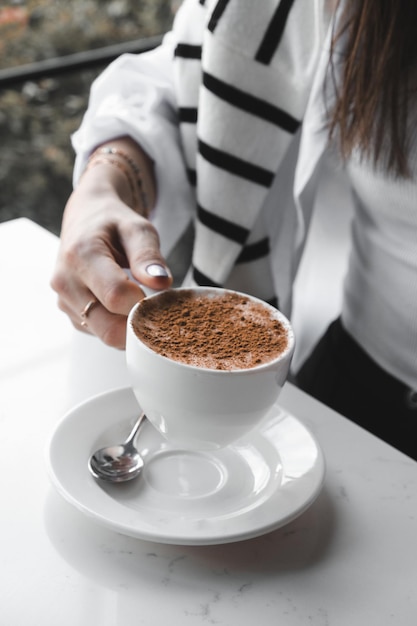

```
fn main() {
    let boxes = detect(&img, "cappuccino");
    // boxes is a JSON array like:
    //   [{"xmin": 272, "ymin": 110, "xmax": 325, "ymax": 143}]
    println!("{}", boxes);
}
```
[{"xmin": 131, "ymin": 288, "xmax": 288, "ymax": 370}]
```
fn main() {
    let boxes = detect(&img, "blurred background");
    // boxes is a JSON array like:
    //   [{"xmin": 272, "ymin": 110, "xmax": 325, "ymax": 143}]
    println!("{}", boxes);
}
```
[{"xmin": 0, "ymin": 0, "xmax": 174, "ymax": 235}]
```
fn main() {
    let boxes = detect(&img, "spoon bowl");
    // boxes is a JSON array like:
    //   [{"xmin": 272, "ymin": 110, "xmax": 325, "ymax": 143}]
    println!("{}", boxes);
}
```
[{"xmin": 88, "ymin": 411, "xmax": 146, "ymax": 483}]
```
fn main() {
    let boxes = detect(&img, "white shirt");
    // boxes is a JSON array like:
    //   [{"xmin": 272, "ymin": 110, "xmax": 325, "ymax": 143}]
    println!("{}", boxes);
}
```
[
  {"xmin": 295, "ymin": 6, "xmax": 417, "ymax": 391},
  {"xmin": 342, "ymin": 155, "xmax": 417, "ymax": 391}
]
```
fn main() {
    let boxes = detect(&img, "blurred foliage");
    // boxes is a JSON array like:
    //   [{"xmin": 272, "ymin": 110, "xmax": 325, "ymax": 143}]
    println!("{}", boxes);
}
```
[{"xmin": 0, "ymin": 0, "xmax": 173, "ymax": 234}]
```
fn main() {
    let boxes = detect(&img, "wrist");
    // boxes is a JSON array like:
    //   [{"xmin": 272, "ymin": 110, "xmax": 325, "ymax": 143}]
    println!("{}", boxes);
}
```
[
  {"xmin": 78, "ymin": 159, "xmax": 135, "ymax": 210},
  {"xmin": 83, "ymin": 140, "xmax": 155, "ymax": 218},
  {"xmin": 94, "ymin": 147, "xmax": 149, "ymax": 215}
]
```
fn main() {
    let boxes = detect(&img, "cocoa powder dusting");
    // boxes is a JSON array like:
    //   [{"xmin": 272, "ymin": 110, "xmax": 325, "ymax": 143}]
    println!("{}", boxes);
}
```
[{"xmin": 132, "ymin": 289, "xmax": 289, "ymax": 370}]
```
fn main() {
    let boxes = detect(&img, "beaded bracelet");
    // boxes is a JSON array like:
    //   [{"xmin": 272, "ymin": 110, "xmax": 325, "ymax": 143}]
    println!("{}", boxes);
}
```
[{"xmin": 92, "ymin": 146, "xmax": 150, "ymax": 218}]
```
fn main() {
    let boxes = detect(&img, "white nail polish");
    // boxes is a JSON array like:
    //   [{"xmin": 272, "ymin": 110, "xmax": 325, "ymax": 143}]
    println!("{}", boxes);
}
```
[{"xmin": 145, "ymin": 263, "xmax": 169, "ymax": 278}]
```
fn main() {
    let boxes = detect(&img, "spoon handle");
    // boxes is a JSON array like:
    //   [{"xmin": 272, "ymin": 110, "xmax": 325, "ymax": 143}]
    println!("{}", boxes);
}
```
[{"xmin": 125, "ymin": 411, "xmax": 146, "ymax": 445}]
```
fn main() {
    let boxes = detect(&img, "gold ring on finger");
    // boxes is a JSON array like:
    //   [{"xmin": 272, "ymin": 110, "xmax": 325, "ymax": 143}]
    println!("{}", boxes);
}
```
[{"xmin": 80, "ymin": 299, "xmax": 97, "ymax": 328}]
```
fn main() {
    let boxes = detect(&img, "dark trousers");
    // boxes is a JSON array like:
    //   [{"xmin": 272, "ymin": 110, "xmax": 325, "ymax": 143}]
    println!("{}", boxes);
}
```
[{"xmin": 295, "ymin": 318, "xmax": 417, "ymax": 460}]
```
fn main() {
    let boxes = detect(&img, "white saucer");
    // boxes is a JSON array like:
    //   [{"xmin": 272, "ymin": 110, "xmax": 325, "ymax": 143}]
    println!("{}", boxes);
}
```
[{"xmin": 46, "ymin": 387, "xmax": 325, "ymax": 545}]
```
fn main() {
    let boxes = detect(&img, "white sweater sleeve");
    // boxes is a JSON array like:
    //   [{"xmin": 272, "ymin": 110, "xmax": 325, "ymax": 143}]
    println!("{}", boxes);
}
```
[{"xmin": 71, "ymin": 28, "xmax": 195, "ymax": 257}]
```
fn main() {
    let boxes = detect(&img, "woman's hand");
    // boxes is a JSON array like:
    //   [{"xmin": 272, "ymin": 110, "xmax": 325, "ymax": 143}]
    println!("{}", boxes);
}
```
[{"xmin": 50, "ymin": 141, "xmax": 172, "ymax": 349}]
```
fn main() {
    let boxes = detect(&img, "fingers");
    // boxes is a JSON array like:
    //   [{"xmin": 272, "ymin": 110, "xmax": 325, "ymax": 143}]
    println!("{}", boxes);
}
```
[
  {"xmin": 51, "ymin": 199, "xmax": 174, "ymax": 349},
  {"xmin": 57, "ymin": 293, "xmax": 129, "ymax": 349},
  {"xmin": 54, "ymin": 287, "xmax": 139, "ymax": 350},
  {"xmin": 118, "ymin": 219, "xmax": 173, "ymax": 291},
  {"xmin": 52, "ymin": 256, "xmax": 145, "ymax": 349}
]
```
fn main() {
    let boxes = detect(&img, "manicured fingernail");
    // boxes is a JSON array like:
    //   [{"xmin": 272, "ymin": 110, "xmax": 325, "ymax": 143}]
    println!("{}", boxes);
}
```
[{"xmin": 145, "ymin": 263, "xmax": 170, "ymax": 278}]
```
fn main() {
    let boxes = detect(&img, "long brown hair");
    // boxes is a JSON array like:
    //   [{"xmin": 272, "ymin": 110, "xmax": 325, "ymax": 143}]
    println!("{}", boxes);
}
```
[{"xmin": 328, "ymin": 0, "xmax": 417, "ymax": 178}]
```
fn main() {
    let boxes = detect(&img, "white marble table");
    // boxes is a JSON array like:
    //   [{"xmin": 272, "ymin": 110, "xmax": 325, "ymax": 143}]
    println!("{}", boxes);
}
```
[{"xmin": 1, "ymin": 217, "xmax": 416, "ymax": 625}]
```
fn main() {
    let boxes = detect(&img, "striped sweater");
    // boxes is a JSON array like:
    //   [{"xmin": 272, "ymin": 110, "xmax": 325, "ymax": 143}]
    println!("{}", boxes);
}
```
[{"xmin": 72, "ymin": 0, "xmax": 329, "ymax": 316}]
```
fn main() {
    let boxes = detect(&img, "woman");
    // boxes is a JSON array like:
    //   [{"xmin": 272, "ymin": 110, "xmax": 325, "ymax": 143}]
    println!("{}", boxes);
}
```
[
  {"xmin": 295, "ymin": 0, "xmax": 417, "ymax": 457},
  {"xmin": 51, "ymin": 0, "xmax": 328, "ymax": 346},
  {"xmin": 51, "ymin": 0, "xmax": 417, "ymax": 457}
]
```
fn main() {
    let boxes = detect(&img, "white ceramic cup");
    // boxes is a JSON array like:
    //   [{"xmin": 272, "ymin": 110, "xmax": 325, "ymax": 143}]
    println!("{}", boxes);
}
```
[{"xmin": 126, "ymin": 287, "xmax": 295, "ymax": 450}]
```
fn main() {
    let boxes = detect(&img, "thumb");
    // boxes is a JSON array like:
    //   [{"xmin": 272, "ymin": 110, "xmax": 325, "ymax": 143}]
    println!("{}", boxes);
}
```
[
  {"xmin": 124, "ymin": 264, "xmax": 172, "ymax": 295},
  {"xmin": 122, "ymin": 221, "xmax": 173, "ymax": 291}
]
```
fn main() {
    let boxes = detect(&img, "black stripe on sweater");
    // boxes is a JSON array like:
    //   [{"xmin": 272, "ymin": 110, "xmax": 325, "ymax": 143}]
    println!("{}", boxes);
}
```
[
  {"xmin": 186, "ymin": 168, "xmax": 197, "ymax": 187},
  {"xmin": 178, "ymin": 107, "xmax": 198, "ymax": 123},
  {"xmin": 192, "ymin": 266, "xmax": 221, "ymax": 287},
  {"xmin": 199, "ymin": 139, "xmax": 275, "ymax": 187},
  {"xmin": 208, "ymin": 0, "xmax": 231, "ymax": 33},
  {"xmin": 174, "ymin": 44, "xmax": 202, "ymax": 59},
  {"xmin": 194, "ymin": 265, "xmax": 280, "ymax": 309},
  {"xmin": 197, "ymin": 204, "xmax": 249, "ymax": 244},
  {"xmin": 203, "ymin": 72, "xmax": 300, "ymax": 134},
  {"xmin": 255, "ymin": 0, "xmax": 296, "ymax": 65},
  {"xmin": 236, "ymin": 237, "xmax": 270, "ymax": 263},
  {"xmin": 266, "ymin": 295, "xmax": 279, "ymax": 309}
]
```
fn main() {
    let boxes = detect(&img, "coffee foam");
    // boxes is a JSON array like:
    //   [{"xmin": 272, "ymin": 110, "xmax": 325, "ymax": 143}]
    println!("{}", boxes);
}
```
[{"xmin": 131, "ymin": 289, "xmax": 289, "ymax": 371}]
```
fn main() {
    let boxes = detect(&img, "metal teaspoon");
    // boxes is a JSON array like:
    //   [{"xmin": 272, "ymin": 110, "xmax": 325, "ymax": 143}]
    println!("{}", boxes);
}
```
[{"xmin": 88, "ymin": 411, "xmax": 146, "ymax": 483}]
